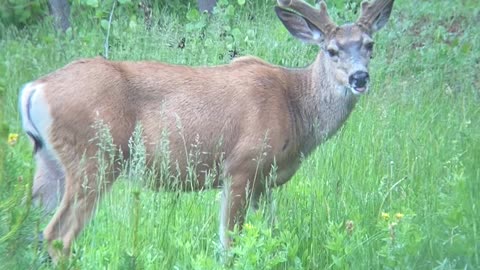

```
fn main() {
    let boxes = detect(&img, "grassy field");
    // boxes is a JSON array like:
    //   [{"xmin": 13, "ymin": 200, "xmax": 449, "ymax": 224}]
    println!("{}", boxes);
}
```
[{"xmin": 1, "ymin": 0, "xmax": 479, "ymax": 269}]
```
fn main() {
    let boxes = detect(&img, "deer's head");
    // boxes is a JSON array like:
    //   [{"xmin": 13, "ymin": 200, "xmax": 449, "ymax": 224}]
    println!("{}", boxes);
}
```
[{"xmin": 275, "ymin": 0, "xmax": 394, "ymax": 95}]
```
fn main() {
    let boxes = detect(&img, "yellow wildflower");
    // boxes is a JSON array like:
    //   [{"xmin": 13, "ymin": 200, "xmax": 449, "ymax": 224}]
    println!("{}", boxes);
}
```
[
  {"xmin": 395, "ymin": 213, "xmax": 404, "ymax": 220},
  {"xmin": 8, "ymin": 133, "xmax": 19, "ymax": 146},
  {"xmin": 381, "ymin": 212, "xmax": 390, "ymax": 221},
  {"xmin": 244, "ymin": 223, "xmax": 254, "ymax": 231}
]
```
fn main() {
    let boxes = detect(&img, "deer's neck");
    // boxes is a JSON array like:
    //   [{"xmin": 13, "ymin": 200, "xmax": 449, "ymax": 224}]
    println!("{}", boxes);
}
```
[{"xmin": 287, "ymin": 53, "xmax": 359, "ymax": 157}]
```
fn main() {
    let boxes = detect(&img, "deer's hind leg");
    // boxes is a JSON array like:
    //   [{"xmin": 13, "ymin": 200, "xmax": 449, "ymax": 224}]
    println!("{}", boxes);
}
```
[
  {"xmin": 42, "ymin": 125, "xmax": 120, "ymax": 261},
  {"xmin": 32, "ymin": 148, "xmax": 65, "ymax": 214},
  {"xmin": 43, "ymin": 156, "xmax": 117, "ymax": 262},
  {"xmin": 19, "ymin": 83, "xmax": 119, "ymax": 261}
]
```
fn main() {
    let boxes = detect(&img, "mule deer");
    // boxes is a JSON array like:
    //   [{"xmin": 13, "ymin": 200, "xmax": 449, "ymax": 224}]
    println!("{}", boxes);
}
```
[{"xmin": 19, "ymin": 0, "xmax": 394, "ymax": 261}]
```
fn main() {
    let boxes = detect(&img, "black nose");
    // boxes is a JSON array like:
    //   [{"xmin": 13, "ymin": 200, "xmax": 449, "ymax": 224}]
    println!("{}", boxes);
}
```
[{"xmin": 349, "ymin": 71, "xmax": 369, "ymax": 88}]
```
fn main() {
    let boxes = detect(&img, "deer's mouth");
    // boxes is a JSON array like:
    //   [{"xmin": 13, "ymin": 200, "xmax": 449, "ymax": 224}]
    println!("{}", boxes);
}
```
[{"xmin": 349, "ymin": 85, "xmax": 369, "ymax": 95}]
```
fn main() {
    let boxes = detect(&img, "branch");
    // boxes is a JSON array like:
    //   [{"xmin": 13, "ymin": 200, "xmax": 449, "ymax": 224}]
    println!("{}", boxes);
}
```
[{"xmin": 104, "ymin": 1, "xmax": 117, "ymax": 59}]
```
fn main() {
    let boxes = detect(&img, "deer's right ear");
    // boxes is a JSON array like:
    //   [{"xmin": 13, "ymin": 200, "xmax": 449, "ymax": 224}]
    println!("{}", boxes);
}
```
[{"xmin": 275, "ymin": 6, "xmax": 325, "ymax": 44}]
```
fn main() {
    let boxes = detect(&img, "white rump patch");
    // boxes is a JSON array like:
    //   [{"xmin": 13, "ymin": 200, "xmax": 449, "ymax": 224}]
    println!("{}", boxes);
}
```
[{"xmin": 20, "ymin": 83, "xmax": 53, "ymax": 144}]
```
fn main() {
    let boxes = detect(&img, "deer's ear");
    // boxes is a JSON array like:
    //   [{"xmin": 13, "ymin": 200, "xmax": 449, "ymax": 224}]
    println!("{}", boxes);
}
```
[
  {"xmin": 358, "ymin": 0, "xmax": 395, "ymax": 33},
  {"xmin": 275, "ymin": 7, "xmax": 325, "ymax": 44}
]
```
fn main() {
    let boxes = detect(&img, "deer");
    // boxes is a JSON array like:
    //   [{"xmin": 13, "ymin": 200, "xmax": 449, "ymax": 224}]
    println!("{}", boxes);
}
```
[{"xmin": 19, "ymin": 0, "xmax": 394, "ymax": 262}]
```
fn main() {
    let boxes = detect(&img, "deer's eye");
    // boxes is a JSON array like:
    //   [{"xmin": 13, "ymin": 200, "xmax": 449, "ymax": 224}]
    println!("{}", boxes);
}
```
[
  {"xmin": 365, "ymin": 42, "xmax": 374, "ymax": 51},
  {"xmin": 327, "ymin": 48, "xmax": 339, "ymax": 58}
]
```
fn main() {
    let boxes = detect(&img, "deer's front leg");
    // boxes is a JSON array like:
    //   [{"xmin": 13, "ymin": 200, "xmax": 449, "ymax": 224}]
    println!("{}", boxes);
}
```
[
  {"xmin": 219, "ymin": 173, "xmax": 253, "ymax": 251},
  {"xmin": 250, "ymin": 187, "xmax": 277, "ymax": 228}
]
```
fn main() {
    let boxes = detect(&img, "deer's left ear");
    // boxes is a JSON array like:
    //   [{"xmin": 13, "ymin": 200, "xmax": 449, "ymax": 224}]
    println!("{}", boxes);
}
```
[{"xmin": 357, "ymin": 0, "xmax": 395, "ymax": 33}]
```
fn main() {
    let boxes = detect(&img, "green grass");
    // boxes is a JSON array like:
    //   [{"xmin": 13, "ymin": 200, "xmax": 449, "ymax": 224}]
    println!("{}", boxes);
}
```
[{"xmin": 1, "ymin": 0, "xmax": 479, "ymax": 269}]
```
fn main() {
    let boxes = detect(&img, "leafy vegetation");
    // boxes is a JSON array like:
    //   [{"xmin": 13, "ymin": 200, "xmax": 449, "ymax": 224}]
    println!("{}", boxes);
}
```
[
  {"xmin": 0, "ymin": 0, "xmax": 479, "ymax": 269},
  {"xmin": 0, "ymin": 0, "xmax": 48, "ymax": 29}
]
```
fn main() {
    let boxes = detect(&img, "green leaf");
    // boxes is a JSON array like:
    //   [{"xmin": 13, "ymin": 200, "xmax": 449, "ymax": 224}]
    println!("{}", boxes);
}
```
[
  {"xmin": 231, "ymin": 28, "xmax": 242, "ymax": 41},
  {"xmin": 186, "ymin": 9, "xmax": 200, "ymax": 22},
  {"xmin": 461, "ymin": 42, "xmax": 472, "ymax": 54},
  {"xmin": 238, "ymin": 0, "xmax": 246, "ymax": 6},
  {"xmin": 225, "ymin": 4, "xmax": 235, "ymax": 17},
  {"xmin": 100, "ymin": 19, "xmax": 109, "ymax": 30},
  {"xmin": 85, "ymin": 0, "xmax": 99, "ymax": 8},
  {"xmin": 129, "ymin": 16, "xmax": 137, "ymax": 30},
  {"xmin": 218, "ymin": 0, "xmax": 229, "ymax": 7},
  {"xmin": 95, "ymin": 9, "xmax": 103, "ymax": 19},
  {"xmin": 0, "ymin": 123, "xmax": 8, "ymax": 139}
]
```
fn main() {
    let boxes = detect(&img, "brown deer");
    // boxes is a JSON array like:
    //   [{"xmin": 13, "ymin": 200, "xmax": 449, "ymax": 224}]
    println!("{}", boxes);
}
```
[{"xmin": 19, "ymin": 0, "xmax": 394, "ymax": 261}]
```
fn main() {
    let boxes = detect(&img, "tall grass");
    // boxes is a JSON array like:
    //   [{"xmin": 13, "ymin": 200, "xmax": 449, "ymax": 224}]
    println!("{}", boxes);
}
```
[{"xmin": 0, "ymin": 0, "xmax": 479, "ymax": 269}]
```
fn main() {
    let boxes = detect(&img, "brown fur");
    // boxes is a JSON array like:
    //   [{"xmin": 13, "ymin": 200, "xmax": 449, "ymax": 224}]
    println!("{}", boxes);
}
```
[{"xmin": 20, "ymin": 0, "xmax": 394, "ymax": 261}]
